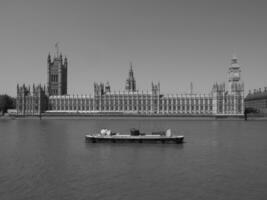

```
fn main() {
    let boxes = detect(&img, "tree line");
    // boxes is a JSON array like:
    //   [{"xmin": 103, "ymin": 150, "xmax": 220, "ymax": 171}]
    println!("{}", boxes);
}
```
[{"xmin": 0, "ymin": 95, "xmax": 16, "ymax": 115}]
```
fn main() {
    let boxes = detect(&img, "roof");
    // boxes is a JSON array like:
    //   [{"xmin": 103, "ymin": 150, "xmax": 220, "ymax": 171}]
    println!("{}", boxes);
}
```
[{"xmin": 245, "ymin": 92, "xmax": 267, "ymax": 101}]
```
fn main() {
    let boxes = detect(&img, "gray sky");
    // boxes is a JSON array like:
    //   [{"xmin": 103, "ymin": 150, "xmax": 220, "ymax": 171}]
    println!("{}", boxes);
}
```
[{"xmin": 0, "ymin": 0, "xmax": 267, "ymax": 96}]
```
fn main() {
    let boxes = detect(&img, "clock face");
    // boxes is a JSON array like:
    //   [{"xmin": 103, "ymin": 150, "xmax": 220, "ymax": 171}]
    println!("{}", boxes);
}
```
[
  {"xmin": 230, "ymin": 71, "xmax": 240, "ymax": 81},
  {"xmin": 234, "ymin": 72, "xmax": 239, "ymax": 77}
]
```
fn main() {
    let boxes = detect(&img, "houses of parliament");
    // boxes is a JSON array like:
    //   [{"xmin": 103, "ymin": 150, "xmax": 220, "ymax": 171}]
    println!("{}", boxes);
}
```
[{"xmin": 16, "ymin": 49, "xmax": 244, "ymax": 116}]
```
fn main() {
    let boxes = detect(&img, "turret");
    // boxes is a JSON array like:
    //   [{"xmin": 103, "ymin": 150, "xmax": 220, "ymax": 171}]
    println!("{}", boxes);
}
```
[
  {"xmin": 47, "ymin": 53, "xmax": 51, "ymax": 64},
  {"xmin": 64, "ymin": 56, "xmax": 68, "ymax": 67},
  {"xmin": 105, "ymin": 81, "xmax": 111, "ymax": 93},
  {"xmin": 152, "ymin": 82, "xmax": 160, "ymax": 95},
  {"xmin": 59, "ymin": 53, "xmax": 63, "ymax": 64}
]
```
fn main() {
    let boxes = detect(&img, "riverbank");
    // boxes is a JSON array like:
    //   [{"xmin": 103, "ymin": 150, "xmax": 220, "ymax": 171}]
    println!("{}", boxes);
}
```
[
  {"xmin": 6, "ymin": 111, "xmax": 267, "ymax": 120},
  {"xmin": 6, "ymin": 113, "xmax": 249, "ymax": 120}
]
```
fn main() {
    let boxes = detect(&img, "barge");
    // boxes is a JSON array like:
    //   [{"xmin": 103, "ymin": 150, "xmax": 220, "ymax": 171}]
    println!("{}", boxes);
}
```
[{"xmin": 85, "ymin": 128, "xmax": 184, "ymax": 144}]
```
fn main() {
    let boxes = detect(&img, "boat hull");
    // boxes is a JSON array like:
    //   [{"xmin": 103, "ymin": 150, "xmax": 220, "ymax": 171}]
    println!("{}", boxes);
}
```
[{"xmin": 85, "ymin": 135, "xmax": 184, "ymax": 144}]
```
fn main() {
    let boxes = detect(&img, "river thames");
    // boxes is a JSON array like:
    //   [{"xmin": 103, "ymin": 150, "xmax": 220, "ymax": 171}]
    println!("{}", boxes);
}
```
[{"xmin": 0, "ymin": 118, "xmax": 266, "ymax": 200}]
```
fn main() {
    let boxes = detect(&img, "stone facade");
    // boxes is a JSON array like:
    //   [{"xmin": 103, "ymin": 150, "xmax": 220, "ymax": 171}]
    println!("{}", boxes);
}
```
[
  {"xmin": 49, "ymin": 86, "xmax": 214, "ymax": 115},
  {"xmin": 210, "ymin": 57, "xmax": 244, "ymax": 115},
  {"xmin": 48, "ymin": 57, "xmax": 244, "ymax": 116},
  {"xmin": 245, "ymin": 87, "xmax": 267, "ymax": 113},
  {"xmin": 16, "ymin": 84, "xmax": 48, "ymax": 116},
  {"xmin": 47, "ymin": 53, "xmax": 68, "ymax": 96}
]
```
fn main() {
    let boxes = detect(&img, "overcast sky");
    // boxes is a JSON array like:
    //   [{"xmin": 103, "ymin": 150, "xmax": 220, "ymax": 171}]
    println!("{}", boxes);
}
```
[{"xmin": 0, "ymin": 0, "xmax": 267, "ymax": 96}]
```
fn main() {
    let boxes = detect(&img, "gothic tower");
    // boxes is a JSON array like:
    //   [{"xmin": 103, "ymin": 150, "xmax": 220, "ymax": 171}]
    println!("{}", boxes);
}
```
[
  {"xmin": 47, "ymin": 47, "xmax": 68, "ymax": 96},
  {"xmin": 228, "ymin": 55, "xmax": 241, "ymax": 94},
  {"xmin": 125, "ymin": 62, "xmax": 136, "ymax": 92},
  {"xmin": 226, "ymin": 55, "xmax": 244, "ymax": 115}
]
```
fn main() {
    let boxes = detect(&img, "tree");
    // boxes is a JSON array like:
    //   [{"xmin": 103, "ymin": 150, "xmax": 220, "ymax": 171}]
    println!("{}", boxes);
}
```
[
  {"xmin": 245, "ymin": 107, "xmax": 258, "ymax": 114},
  {"xmin": 244, "ymin": 107, "xmax": 259, "ymax": 120},
  {"xmin": 0, "ymin": 95, "xmax": 16, "ymax": 115}
]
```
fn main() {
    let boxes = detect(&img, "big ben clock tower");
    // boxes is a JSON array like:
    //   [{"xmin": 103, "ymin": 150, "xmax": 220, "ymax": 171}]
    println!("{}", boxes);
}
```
[{"xmin": 228, "ymin": 55, "xmax": 241, "ymax": 93}]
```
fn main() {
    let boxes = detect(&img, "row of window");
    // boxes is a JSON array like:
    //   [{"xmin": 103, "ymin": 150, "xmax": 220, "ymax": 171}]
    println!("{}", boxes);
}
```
[
  {"xmin": 50, "ymin": 103, "xmax": 213, "ymax": 112},
  {"xmin": 95, "ymin": 96, "xmax": 212, "ymax": 102},
  {"xmin": 51, "ymin": 74, "xmax": 58, "ymax": 82},
  {"xmin": 50, "ymin": 99, "xmax": 213, "ymax": 106},
  {"xmin": 217, "ymin": 105, "xmax": 243, "ymax": 113},
  {"xmin": 245, "ymin": 100, "xmax": 267, "ymax": 109},
  {"xmin": 20, "ymin": 106, "xmax": 39, "ymax": 110},
  {"xmin": 51, "ymin": 89, "xmax": 58, "ymax": 95}
]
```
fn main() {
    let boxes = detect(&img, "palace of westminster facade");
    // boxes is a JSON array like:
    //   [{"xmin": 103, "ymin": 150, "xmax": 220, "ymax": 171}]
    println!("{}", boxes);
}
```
[{"xmin": 16, "ymin": 50, "xmax": 244, "ymax": 116}]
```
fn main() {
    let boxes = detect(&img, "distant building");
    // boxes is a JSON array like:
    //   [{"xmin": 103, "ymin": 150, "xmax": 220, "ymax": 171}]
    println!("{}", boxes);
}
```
[
  {"xmin": 16, "ymin": 48, "xmax": 244, "ymax": 116},
  {"xmin": 245, "ymin": 87, "xmax": 267, "ymax": 113},
  {"xmin": 48, "ymin": 56, "xmax": 244, "ymax": 116}
]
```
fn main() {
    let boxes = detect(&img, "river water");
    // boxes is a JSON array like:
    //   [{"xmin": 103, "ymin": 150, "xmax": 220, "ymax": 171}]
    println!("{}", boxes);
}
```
[{"xmin": 0, "ymin": 118, "xmax": 266, "ymax": 200}]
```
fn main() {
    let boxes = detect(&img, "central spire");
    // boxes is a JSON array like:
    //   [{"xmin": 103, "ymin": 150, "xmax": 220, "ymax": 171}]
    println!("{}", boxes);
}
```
[
  {"xmin": 55, "ymin": 42, "xmax": 59, "ymax": 58},
  {"xmin": 125, "ymin": 62, "xmax": 136, "ymax": 92}
]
